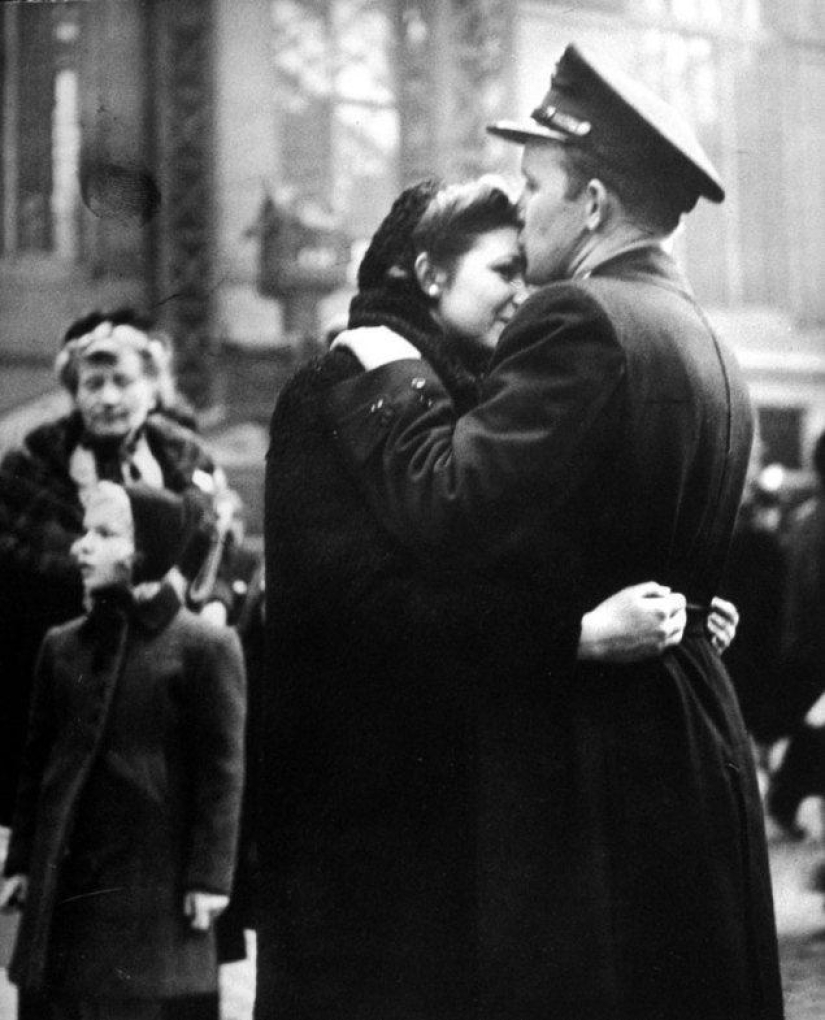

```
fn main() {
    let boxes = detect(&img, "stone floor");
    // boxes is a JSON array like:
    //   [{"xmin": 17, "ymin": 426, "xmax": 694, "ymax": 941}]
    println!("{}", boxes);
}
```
[
  {"xmin": 2, "ymin": 823, "xmax": 824, "ymax": 1020},
  {"xmin": 769, "ymin": 811, "xmax": 825, "ymax": 1020}
]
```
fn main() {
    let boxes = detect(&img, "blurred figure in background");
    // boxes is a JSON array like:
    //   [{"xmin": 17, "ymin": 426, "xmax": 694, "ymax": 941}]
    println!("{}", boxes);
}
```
[
  {"xmin": 1, "ymin": 481, "xmax": 246, "ymax": 1020},
  {"xmin": 723, "ymin": 442, "xmax": 787, "ymax": 751},
  {"xmin": 0, "ymin": 308, "xmax": 240, "ymax": 827},
  {"xmin": 766, "ymin": 430, "xmax": 825, "ymax": 843}
]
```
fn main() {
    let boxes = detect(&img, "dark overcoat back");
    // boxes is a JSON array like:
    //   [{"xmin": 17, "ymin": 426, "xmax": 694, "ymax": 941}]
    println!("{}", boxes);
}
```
[
  {"xmin": 325, "ymin": 247, "xmax": 784, "ymax": 1020},
  {"xmin": 5, "ymin": 586, "xmax": 246, "ymax": 999}
]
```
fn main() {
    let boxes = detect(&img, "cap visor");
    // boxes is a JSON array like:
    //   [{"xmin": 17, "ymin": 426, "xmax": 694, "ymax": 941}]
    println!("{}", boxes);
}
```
[
  {"xmin": 486, "ymin": 120, "xmax": 569, "ymax": 144},
  {"xmin": 700, "ymin": 176, "xmax": 725, "ymax": 204}
]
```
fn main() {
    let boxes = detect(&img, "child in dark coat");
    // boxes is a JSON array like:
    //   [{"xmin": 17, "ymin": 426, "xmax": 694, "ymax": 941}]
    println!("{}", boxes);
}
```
[{"xmin": 1, "ymin": 481, "xmax": 246, "ymax": 1020}]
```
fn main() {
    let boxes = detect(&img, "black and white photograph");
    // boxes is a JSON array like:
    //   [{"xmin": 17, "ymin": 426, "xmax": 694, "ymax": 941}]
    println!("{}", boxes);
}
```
[{"xmin": 0, "ymin": 2, "xmax": 824, "ymax": 1018}]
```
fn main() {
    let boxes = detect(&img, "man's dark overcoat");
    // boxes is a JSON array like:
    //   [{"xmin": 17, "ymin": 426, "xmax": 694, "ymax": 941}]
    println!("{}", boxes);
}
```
[
  {"xmin": 325, "ymin": 247, "xmax": 784, "ymax": 1020},
  {"xmin": 4, "ymin": 584, "xmax": 246, "ymax": 999},
  {"xmin": 0, "ymin": 411, "xmax": 222, "ymax": 822},
  {"xmin": 258, "ymin": 295, "xmax": 583, "ymax": 1020}
]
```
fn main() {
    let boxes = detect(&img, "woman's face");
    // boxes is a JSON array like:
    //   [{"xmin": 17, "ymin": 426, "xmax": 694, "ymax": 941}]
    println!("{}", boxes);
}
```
[
  {"xmin": 434, "ymin": 226, "xmax": 526, "ymax": 350},
  {"xmin": 75, "ymin": 347, "xmax": 156, "ymax": 441}
]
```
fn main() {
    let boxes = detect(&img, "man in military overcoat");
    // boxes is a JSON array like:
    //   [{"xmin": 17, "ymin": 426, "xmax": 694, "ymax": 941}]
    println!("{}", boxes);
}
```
[{"xmin": 325, "ymin": 43, "xmax": 784, "ymax": 1020}]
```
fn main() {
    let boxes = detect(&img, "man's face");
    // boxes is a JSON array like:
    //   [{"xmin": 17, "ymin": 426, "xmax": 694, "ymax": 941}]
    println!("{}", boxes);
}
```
[
  {"xmin": 75, "ymin": 346, "xmax": 156, "ymax": 442},
  {"xmin": 71, "ymin": 486, "xmax": 135, "ymax": 594},
  {"xmin": 518, "ymin": 141, "xmax": 588, "ymax": 285}
]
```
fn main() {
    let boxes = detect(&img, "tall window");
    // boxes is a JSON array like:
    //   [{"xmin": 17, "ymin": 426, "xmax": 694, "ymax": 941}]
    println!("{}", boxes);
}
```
[
  {"xmin": 271, "ymin": 0, "xmax": 399, "ymax": 238},
  {"xmin": 1, "ymin": 2, "xmax": 83, "ymax": 257}
]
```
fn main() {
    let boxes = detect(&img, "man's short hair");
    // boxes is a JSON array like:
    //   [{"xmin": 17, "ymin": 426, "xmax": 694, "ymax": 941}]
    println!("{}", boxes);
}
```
[{"xmin": 559, "ymin": 144, "xmax": 684, "ymax": 236}]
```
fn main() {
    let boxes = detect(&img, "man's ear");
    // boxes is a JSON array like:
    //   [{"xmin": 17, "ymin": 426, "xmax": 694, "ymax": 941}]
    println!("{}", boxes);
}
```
[
  {"xmin": 583, "ymin": 178, "xmax": 612, "ymax": 232},
  {"xmin": 414, "ymin": 251, "xmax": 447, "ymax": 298}
]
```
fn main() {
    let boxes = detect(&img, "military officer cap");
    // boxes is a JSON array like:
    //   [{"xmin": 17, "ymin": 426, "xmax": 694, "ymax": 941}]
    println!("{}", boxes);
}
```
[{"xmin": 488, "ymin": 43, "xmax": 724, "ymax": 211}]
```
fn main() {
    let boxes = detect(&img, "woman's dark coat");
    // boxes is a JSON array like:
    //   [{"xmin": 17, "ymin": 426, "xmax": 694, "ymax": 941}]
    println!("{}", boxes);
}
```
[
  {"xmin": 4, "ymin": 584, "xmax": 246, "ymax": 999},
  {"xmin": 323, "ymin": 248, "xmax": 784, "ymax": 1020},
  {"xmin": 0, "ymin": 411, "xmax": 223, "ymax": 823},
  {"xmin": 258, "ymin": 290, "xmax": 582, "ymax": 1020}
]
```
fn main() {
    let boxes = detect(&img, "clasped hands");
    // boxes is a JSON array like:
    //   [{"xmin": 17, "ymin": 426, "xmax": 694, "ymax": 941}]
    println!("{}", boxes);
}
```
[{"xmin": 579, "ymin": 581, "xmax": 738, "ymax": 663}]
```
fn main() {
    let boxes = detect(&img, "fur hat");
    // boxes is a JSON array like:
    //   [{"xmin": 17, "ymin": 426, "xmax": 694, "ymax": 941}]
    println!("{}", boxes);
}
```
[{"xmin": 355, "ymin": 178, "xmax": 443, "ymax": 291}]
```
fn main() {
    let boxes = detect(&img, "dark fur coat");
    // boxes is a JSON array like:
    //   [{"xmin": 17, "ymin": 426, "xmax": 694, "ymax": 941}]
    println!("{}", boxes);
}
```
[{"xmin": 257, "ymin": 284, "xmax": 583, "ymax": 1020}]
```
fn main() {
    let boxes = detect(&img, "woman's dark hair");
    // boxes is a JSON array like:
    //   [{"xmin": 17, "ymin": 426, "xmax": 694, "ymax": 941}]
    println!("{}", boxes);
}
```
[
  {"xmin": 356, "ymin": 178, "xmax": 444, "ymax": 291},
  {"xmin": 412, "ymin": 176, "xmax": 521, "ymax": 278},
  {"xmin": 355, "ymin": 176, "xmax": 520, "ymax": 292}
]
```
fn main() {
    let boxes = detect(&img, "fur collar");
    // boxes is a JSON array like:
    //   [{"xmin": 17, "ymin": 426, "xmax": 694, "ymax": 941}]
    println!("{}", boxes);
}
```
[{"xmin": 349, "ymin": 280, "xmax": 490, "ymax": 414}]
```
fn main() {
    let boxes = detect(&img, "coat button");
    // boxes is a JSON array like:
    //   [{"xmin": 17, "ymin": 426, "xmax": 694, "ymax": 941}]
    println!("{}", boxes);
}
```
[
  {"xmin": 410, "ymin": 377, "xmax": 426, "ymax": 390},
  {"xmin": 369, "ymin": 398, "xmax": 394, "ymax": 425}
]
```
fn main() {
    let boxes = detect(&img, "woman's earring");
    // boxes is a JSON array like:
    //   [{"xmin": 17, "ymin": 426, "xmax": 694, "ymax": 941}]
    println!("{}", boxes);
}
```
[{"xmin": 428, "ymin": 285, "xmax": 440, "ymax": 297}]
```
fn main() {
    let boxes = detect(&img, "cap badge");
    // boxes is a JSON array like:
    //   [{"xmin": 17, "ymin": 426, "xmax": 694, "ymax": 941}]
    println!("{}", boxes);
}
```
[{"xmin": 533, "ymin": 104, "xmax": 591, "ymax": 138}]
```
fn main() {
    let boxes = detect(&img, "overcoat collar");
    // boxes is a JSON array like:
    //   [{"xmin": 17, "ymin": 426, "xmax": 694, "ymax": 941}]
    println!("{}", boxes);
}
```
[
  {"xmin": 82, "ymin": 581, "xmax": 180, "ymax": 640},
  {"xmin": 132, "ymin": 582, "xmax": 181, "ymax": 633},
  {"xmin": 586, "ymin": 243, "xmax": 694, "ymax": 301}
]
